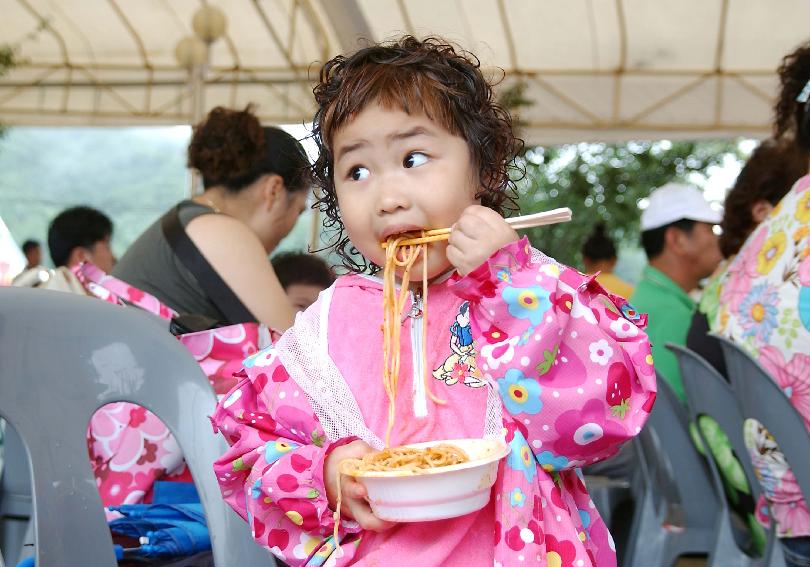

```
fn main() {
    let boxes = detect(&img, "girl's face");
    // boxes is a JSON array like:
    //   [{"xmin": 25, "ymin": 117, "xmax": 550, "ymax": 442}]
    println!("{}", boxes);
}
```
[{"xmin": 332, "ymin": 102, "xmax": 480, "ymax": 280}]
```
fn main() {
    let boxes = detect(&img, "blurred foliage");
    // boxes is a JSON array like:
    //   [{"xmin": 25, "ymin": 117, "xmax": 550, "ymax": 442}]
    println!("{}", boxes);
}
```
[
  {"xmin": 0, "ymin": 128, "xmax": 189, "ymax": 264},
  {"xmin": 498, "ymin": 79, "xmax": 533, "ymax": 136},
  {"xmin": 513, "ymin": 140, "xmax": 744, "ymax": 268},
  {"xmin": 0, "ymin": 127, "xmax": 329, "ymax": 268},
  {"xmin": 498, "ymin": 79, "xmax": 745, "ymax": 270},
  {"xmin": 0, "ymin": 44, "xmax": 17, "ymax": 140}
]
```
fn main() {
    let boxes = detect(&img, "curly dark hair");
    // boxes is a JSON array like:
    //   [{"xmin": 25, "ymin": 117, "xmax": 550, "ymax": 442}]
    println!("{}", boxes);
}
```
[
  {"xmin": 719, "ymin": 138, "xmax": 808, "ymax": 258},
  {"xmin": 774, "ymin": 40, "xmax": 810, "ymax": 150},
  {"xmin": 188, "ymin": 105, "xmax": 310, "ymax": 193},
  {"xmin": 310, "ymin": 36, "xmax": 522, "ymax": 273}
]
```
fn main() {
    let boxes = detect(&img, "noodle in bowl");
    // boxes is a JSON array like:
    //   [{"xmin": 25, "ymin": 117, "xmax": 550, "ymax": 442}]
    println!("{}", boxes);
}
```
[{"xmin": 344, "ymin": 438, "xmax": 509, "ymax": 522}]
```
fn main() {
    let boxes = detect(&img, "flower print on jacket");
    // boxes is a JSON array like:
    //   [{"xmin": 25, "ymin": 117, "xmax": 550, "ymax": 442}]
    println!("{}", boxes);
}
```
[
  {"xmin": 553, "ymin": 399, "xmax": 627, "ymax": 462},
  {"xmin": 738, "ymin": 283, "xmax": 780, "ymax": 343},
  {"xmin": 509, "ymin": 487, "xmax": 527, "ymax": 507},
  {"xmin": 502, "ymin": 284, "xmax": 552, "ymax": 326},
  {"xmin": 536, "ymin": 450, "xmax": 569, "ymax": 472},
  {"xmin": 506, "ymin": 429, "xmax": 537, "ymax": 483},
  {"xmin": 588, "ymin": 339, "xmax": 613, "ymax": 366},
  {"xmin": 757, "ymin": 231, "xmax": 787, "ymax": 275},
  {"xmin": 498, "ymin": 368, "xmax": 543, "ymax": 415},
  {"xmin": 759, "ymin": 347, "xmax": 810, "ymax": 420},
  {"xmin": 480, "ymin": 336, "xmax": 519, "ymax": 371}
]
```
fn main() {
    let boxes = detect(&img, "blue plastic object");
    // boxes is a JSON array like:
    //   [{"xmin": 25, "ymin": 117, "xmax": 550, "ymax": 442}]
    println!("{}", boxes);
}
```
[{"xmin": 109, "ymin": 503, "xmax": 210, "ymax": 558}]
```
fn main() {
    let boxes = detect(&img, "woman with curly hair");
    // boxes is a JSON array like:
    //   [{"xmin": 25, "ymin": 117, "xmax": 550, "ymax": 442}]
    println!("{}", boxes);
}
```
[{"xmin": 114, "ymin": 105, "xmax": 310, "ymax": 330}]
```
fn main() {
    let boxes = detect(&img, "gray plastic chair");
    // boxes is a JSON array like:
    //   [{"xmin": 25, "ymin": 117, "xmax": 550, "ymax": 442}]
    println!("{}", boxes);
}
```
[
  {"xmin": 0, "ymin": 288, "xmax": 274, "ymax": 567},
  {"xmin": 716, "ymin": 335, "xmax": 810, "ymax": 506},
  {"xmin": 668, "ymin": 342, "xmax": 785, "ymax": 567},
  {"xmin": 624, "ymin": 374, "xmax": 718, "ymax": 567},
  {"xmin": 0, "ymin": 423, "xmax": 32, "ymax": 566}
]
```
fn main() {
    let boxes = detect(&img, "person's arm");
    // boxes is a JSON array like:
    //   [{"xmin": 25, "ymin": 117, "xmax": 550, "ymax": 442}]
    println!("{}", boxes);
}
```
[
  {"xmin": 212, "ymin": 345, "xmax": 395, "ymax": 565},
  {"xmin": 185, "ymin": 213, "xmax": 296, "ymax": 330},
  {"xmin": 451, "ymin": 236, "xmax": 657, "ymax": 469}
]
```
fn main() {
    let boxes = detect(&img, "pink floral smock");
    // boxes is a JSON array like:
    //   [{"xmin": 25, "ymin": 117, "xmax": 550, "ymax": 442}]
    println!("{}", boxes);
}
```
[{"xmin": 212, "ymin": 238, "xmax": 656, "ymax": 566}]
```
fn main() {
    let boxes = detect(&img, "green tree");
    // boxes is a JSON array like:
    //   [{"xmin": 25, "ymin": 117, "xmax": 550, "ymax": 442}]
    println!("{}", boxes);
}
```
[
  {"xmin": 513, "ymin": 139, "xmax": 743, "ymax": 268},
  {"xmin": 0, "ymin": 44, "xmax": 17, "ymax": 139}
]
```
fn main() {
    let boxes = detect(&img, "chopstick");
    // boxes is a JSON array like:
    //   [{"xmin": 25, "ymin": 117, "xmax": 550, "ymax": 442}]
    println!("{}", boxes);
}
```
[{"xmin": 381, "ymin": 207, "xmax": 572, "ymax": 247}]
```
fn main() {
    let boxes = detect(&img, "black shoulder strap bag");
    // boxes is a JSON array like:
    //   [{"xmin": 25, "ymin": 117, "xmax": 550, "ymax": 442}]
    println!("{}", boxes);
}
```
[{"xmin": 160, "ymin": 204, "xmax": 257, "ymax": 325}]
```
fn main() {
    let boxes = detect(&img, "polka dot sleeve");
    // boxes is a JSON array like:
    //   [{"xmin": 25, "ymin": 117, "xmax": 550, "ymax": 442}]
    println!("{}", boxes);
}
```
[
  {"xmin": 211, "ymin": 348, "xmax": 362, "ymax": 564},
  {"xmin": 450, "ymin": 236, "xmax": 657, "ymax": 469}
]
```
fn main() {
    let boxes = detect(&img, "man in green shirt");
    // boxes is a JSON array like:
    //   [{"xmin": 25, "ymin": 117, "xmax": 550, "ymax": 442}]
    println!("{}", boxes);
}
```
[{"xmin": 630, "ymin": 183, "xmax": 722, "ymax": 402}]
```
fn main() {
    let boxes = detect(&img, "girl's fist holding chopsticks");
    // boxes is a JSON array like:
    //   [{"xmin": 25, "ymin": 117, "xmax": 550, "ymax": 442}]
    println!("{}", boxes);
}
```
[{"xmin": 446, "ymin": 205, "xmax": 519, "ymax": 276}]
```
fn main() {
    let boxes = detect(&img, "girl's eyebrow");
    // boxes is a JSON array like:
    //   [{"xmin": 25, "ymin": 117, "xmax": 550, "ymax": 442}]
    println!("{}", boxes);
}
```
[
  {"xmin": 335, "ymin": 139, "xmax": 369, "ymax": 162},
  {"xmin": 387, "ymin": 126, "xmax": 434, "ymax": 143},
  {"xmin": 335, "ymin": 126, "xmax": 435, "ymax": 163}
]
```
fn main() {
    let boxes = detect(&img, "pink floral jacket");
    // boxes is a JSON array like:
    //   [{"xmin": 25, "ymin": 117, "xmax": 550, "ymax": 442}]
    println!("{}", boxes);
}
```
[{"xmin": 211, "ymin": 238, "xmax": 655, "ymax": 566}]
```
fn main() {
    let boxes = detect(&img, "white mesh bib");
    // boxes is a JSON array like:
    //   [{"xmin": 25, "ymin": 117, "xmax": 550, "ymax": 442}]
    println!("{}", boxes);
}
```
[
  {"xmin": 276, "ymin": 282, "xmax": 508, "ymax": 448},
  {"xmin": 276, "ymin": 286, "xmax": 386, "ymax": 450}
]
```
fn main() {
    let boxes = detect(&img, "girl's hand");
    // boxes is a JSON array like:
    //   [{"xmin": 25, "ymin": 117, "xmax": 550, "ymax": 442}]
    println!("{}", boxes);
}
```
[
  {"xmin": 325, "ymin": 440, "xmax": 396, "ymax": 532},
  {"xmin": 446, "ymin": 205, "xmax": 519, "ymax": 276}
]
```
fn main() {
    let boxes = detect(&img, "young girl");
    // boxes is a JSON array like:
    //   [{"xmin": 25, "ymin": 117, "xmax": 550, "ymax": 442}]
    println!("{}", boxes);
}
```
[{"xmin": 212, "ymin": 36, "xmax": 655, "ymax": 567}]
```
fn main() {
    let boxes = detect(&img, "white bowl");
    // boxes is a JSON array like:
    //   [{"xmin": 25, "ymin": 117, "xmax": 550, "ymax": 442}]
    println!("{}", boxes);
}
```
[{"xmin": 347, "ymin": 438, "xmax": 509, "ymax": 523}]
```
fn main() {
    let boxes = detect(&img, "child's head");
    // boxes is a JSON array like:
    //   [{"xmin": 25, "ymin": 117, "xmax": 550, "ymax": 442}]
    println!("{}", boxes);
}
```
[
  {"xmin": 271, "ymin": 251, "xmax": 335, "ymax": 311},
  {"xmin": 311, "ymin": 36, "xmax": 520, "ymax": 275},
  {"xmin": 581, "ymin": 224, "xmax": 617, "ymax": 273}
]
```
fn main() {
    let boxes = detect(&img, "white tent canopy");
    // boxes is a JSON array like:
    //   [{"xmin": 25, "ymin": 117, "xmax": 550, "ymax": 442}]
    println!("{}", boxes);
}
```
[{"xmin": 1, "ymin": 0, "xmax": 809, "ymax": 144}]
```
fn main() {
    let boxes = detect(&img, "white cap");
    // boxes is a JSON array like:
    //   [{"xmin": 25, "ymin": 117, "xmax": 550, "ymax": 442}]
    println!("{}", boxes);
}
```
[{"xmin": 640, "ymin": 182, "xmax": 722, "ymax": 231}]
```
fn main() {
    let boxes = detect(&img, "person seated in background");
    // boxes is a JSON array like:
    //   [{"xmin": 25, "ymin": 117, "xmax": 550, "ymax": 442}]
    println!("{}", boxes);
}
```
[
  {"xmin": 49, "ymin": 206, "xmax": 116, "ymax": 272},
  {"xmin": 11, "ymin": 239, "xmax": 45, "ymax": 286},
  {"xmin": 270, "ymin": 251, "xmax": 335, "ymax": 312},
  {"xmin": 15, "ymin": 206, "xmax": 115, "ymax": 292},
  {"xmin": 581, "ymin": 223, "xmax": 633, "ymax": 297},
  {"xmin": 113, "ymin": 105, "xmax": 310, "ymax": 331},
  {"xmin": 681, "ymin": 139, "xmax": 806, "ymax": 557},
  {"xmin": 630, "ymin": 182, "xmax": 722, "ymax": 403},
  {"xmin": 687, "ymin": 138, "xmax": 808, "ymax": 376},
  {"xmin": 704, "ymin": 41, "xmax": 810, "ymax": 566},
  {"xmin": 21, "ymin": 239, "xmax": 42, "ymax": 270}
]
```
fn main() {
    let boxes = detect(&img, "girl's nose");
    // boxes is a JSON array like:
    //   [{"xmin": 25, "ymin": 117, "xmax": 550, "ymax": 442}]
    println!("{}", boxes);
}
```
[{"xmin": 376, "ymin": 177, "xmax": 412, "ymax": 215}]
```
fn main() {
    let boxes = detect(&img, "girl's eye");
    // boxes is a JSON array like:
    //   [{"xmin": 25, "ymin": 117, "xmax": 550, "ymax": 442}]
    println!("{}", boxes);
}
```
[
  {"xmin": 349, "ymin": 166, "xmax": 369, "ymax": 181},
  {"xmin": 403, "ymin": 152, "xmax": 428, "ymax": 169}
]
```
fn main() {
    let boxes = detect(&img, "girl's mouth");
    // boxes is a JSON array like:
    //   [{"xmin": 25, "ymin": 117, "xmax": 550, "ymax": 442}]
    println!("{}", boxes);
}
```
[{"xmin": 379, "ymin": 224, "xmax": 425, "ymax": 242}]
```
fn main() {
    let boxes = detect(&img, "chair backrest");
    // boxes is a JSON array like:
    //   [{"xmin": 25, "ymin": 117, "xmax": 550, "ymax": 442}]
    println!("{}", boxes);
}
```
[
  {"xmin": 716, "ymin": 335, "xmax": 810, "ymax": 502},
  {"xmin": 667, "ymin": 343, "xmax": 764, "ymax": 503},
  {"xmin": 0, "ymin": 422, "xmax": 33, "ymax": 566},
  {"xmin": 0, "ymin": 288, "xmax": 273, "ymax": 567},
  {"xmin": 639, "ymin": 373, "xmax": 719, "ymax": 529}
]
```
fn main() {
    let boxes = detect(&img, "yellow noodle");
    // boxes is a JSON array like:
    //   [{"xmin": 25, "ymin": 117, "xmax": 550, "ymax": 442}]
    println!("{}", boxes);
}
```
[
  {"xmin": 334, "ymin": 232, "xmax": 458, "ymax": 552},
  {"xmin": 341, "ymin": 444, "xmax": 470, "ymax": 475}
]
